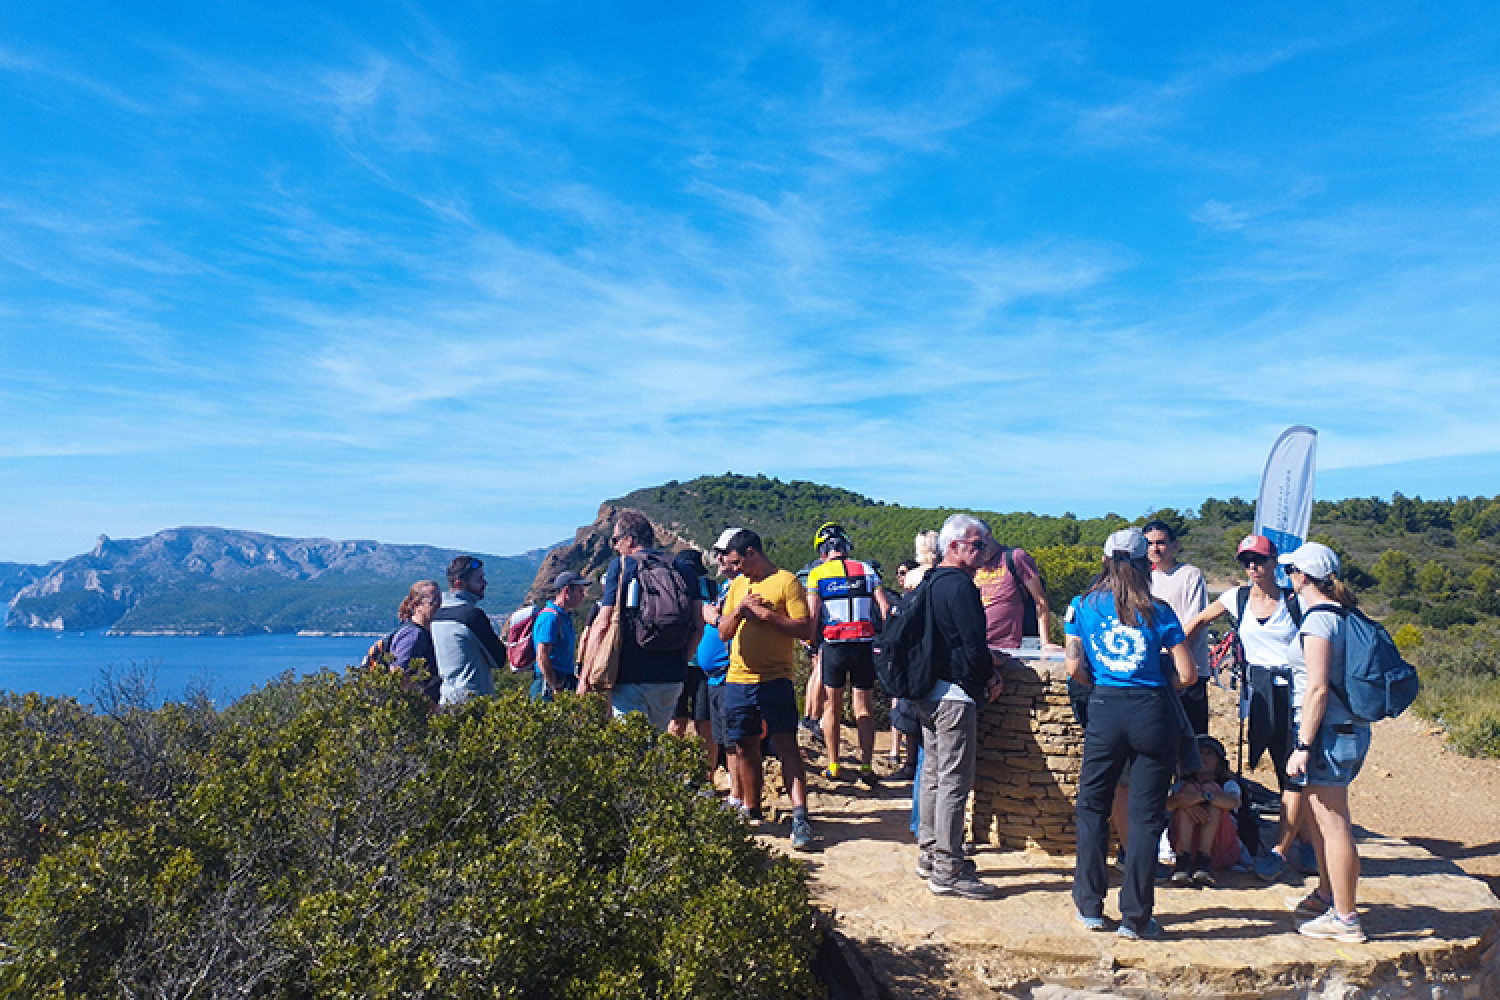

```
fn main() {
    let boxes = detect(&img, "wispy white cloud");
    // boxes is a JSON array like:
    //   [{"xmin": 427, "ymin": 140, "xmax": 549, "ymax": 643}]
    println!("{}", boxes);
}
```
[{"xmin": 3, "ymin": 6, "xmax": 1500, "ymax": 563}]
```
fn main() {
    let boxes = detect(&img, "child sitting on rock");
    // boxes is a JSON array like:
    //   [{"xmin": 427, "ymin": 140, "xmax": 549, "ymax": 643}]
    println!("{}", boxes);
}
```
[{"xmin": 1166, "ymin": 735, "xmax": 1242, "ymax": 886}]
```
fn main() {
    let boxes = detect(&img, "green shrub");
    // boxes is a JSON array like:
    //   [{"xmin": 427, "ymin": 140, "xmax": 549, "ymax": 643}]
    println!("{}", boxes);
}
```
[
  {"xmin": 1419, "ymin": 603, "xmax": 1479, "ymax": 628},
  {"xmin": 1418, "ymin": 560, "xmax": 1454, "ymax": 599},
  {"xmin": 0, "ymin": 672, "xmax": 820, "ymax": 999},
  {"xmin": 1409, "ymin": 621, "xmax": 1500, "ymax": 759},
  {"xmin": 1374, "ymin": 549, "xmax": 1417, "ymax": 596},
  {"xmin": 1391, "ymin": 624, "xmax": 1423, "ymax": 655}
]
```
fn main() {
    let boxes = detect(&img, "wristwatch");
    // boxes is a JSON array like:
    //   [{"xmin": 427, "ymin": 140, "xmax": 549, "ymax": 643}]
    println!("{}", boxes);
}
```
[{"xmin": 1294, "ymin": 739, "xmax": 1312, "ymax": 752}]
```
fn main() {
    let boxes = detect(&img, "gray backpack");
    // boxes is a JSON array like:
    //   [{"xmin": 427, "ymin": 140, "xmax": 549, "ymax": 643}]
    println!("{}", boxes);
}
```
[{"xmin": 628, "ymin": 552, "xmax": 694, "ymax": 651}]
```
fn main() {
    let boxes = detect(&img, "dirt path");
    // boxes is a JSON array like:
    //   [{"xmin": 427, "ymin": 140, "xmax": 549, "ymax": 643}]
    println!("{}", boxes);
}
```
[
  {"xmin": 1212, "ymin": 683, "xmax": 1500, "ymax": 897},
  {"xmin": 781, "ymin": 687, "xmax": 1500, "ymax": 998}
]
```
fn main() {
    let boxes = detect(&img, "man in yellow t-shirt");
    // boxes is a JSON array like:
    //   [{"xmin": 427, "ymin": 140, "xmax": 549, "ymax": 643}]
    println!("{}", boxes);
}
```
[{"xmin": 717, "ymin": 528, "xmax": 815, "ymax": 850}]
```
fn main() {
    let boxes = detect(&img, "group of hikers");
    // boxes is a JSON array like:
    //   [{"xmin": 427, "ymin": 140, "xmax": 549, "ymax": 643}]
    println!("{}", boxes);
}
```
[{"xmin": 369, "ymin": 507, "xmax": 1379, "ymax": 945}]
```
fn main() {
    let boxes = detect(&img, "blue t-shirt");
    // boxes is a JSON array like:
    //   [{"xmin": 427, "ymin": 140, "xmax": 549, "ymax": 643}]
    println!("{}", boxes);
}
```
[
  {"xmin": 1065, "ymin": 592, "xmax": 1186, "ymax": 689},
  {"xmin": 697, "ymin": 578, "xmax": 732, "ymax": 685},
  {"xmin": 532, "ymin": 600, "xmax": 578, "ymax": 677}
]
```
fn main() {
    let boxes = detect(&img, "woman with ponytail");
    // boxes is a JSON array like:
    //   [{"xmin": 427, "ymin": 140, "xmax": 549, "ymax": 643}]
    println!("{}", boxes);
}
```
[
  {"xmin": 1278, "ymin": 542, "xmax": 1370, "ymax": 944},
  {"xmin": 1065, "ymin": 527, "xmax": 1197, "ymax": 941},
  {"xmin": 391, "ymin": 580, "xmax": 442, "ymax": 705}
]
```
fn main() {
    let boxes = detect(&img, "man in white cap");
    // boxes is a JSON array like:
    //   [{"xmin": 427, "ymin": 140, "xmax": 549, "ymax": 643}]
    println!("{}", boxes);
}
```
[{"xmin": 700, "ymin": 529, "xmax": 745, "ymax": 810}]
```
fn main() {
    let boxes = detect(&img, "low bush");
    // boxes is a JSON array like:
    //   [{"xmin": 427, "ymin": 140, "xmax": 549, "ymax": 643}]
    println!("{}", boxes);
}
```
[
  {"xmin": 0, "ymin": 672, "xmax": 820, "ymax": 999},
  {"xmin": 1406, "ymin": 621, "xmax": 1500, "ymax": 759}
]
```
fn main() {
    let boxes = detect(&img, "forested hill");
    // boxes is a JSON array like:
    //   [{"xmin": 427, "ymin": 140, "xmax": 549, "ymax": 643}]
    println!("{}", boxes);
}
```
[
  {"xmin": 544, "ymin": 475, "xmax": 1500, "ymax": 631},
  {"xmin": 547, "ymin": 475, "xmax": 1500, "ymax": 757},
  {"xmin": 4, "ymin": 528, "xmax": 544, "ymax": 635},
  {"xmin": 611, "ymin": 474, "xmax": 1126, "ymax": 596}
]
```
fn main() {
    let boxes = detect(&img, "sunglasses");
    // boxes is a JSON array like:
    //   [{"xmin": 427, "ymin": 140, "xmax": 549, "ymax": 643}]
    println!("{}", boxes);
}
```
[{"xmin": 1238, "ymin": 554, "xmax": 1269, "ymax": 567}]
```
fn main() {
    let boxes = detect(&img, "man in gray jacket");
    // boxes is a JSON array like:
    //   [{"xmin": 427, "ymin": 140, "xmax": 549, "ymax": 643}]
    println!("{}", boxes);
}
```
[{"xmin": 433, "ymin": 555, "xmax": 509, "ymax": 705}]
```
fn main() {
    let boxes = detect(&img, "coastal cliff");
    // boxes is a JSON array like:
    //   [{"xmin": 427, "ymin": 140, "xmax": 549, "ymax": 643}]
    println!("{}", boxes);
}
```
[{"xmin": 4, "ymin": 528, "xmax": 544, "ymax": 635}]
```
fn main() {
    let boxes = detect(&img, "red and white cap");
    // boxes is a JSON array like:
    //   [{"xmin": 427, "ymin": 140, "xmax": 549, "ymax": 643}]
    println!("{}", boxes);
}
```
[{"xmin": 1236, "ymin": 534, "xmax": 1275, "ymax": 559}]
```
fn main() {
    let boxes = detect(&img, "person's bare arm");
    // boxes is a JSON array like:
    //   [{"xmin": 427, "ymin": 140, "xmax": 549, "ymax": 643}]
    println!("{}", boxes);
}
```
[
  {"xmin": 1288, "ymin": 634, "xmax": 1332, "ymax": 781},
  {"xmin": 1207, "ymin": 782, "xmax": 1242, "ymax": 810},
  {"xmin": 1168, "ymin": 642, "xmax": 1196, "ymax": 690},
  {"xmin": 742, "ymin": 593, "xmax": 815, "ymax": 641},
  {"xmin": 873, "ymin": 586, "xmax": 892, "ymax": 619},
  {"xmin": 1064, "ymin": 635, "xmax": 1091, "ymax": 685},
  {"xmin": 1183, "ymin": 597, "xmax": 1228, "ymax": 643},
  {"xmin": 536, "ymin": 641, "xmax": 558, "ymax": 693},
  {"xmin": 717, "ymin": 595, "xmax": 743, "ymax": 642},
  {"xmin": 1025, "ymin": 575, "xmax": 1061, "ymax": 649}
]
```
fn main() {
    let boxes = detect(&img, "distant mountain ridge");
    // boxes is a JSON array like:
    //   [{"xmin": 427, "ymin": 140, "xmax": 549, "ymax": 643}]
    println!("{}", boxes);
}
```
[{"xmin": 5, "ymin": 527, "xmax": 545, "ymax": 635}]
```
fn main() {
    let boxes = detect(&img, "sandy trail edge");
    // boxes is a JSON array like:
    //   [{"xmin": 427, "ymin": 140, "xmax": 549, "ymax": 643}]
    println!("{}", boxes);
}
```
[{"xmin": 763, "ymin": 694, "xmax": 1500, "ymax": 999}]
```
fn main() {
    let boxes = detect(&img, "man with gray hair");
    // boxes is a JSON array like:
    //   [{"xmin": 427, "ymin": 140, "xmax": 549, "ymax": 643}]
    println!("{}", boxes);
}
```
[{"xmin": 913, "ymin": 513, "xmax": 1006, "ymax": 899}]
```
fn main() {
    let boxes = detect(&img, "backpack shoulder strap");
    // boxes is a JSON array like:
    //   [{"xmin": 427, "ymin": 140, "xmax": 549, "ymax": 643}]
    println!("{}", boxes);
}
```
[
  {"xmin": 1002, "ymin": 546, "xmax": 1017, "ymax": 579},
  {"xmin": 1282, "ymin": 588, "xmax": 1305, "ymax": 627},
  {"xmin": 1235, "ymin": 586, "xmax": 1250, "ymax": 623}
]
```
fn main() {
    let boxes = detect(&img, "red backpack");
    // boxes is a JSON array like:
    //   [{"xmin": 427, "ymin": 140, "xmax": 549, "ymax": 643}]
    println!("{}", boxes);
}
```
[{"xmin": 505, "ymin": 605, "xmax": 540, "ymax": 670}]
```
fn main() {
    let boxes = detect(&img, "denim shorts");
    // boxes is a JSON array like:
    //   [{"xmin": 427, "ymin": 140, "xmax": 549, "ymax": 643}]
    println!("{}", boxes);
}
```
[{"xmin": 1290, "ymin": 718, "xmax": 1372, "ymax": 789}]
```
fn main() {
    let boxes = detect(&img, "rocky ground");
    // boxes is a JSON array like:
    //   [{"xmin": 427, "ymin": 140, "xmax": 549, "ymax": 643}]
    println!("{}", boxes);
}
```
[{"xmin": 758, "ymin": 686, "xmax": 1500, "ymax": 999}]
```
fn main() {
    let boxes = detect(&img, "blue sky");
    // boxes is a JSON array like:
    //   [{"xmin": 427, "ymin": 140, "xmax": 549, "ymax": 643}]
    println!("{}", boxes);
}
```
[{"xmin": 3, "ymin": 2, "xmax": 1499, "ymax": 563}]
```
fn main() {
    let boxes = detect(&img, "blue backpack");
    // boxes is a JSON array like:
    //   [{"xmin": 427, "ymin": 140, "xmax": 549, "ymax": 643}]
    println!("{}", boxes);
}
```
[{"xmin": 1306, "ymin": 606, "xmax": 1420, "ymax": 722}]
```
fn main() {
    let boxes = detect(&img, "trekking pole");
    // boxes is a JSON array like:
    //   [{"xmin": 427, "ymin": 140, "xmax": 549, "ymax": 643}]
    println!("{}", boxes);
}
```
[{"xmin": 1235, "ymin": 660, "xmax": 1246, "ymax": 776}]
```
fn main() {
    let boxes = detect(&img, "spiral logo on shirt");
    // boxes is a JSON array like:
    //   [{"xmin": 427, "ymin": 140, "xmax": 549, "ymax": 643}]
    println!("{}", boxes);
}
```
[{"xmin": 1094, "ymin": 622, "xmax": 1147, "ymax": 674}]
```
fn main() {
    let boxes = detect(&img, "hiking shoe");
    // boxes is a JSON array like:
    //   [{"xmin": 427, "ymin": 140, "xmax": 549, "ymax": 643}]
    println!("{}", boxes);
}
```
[
  {"xmin": 1170, "ymin": 853, "xmax": 1194, "ymax": 885},
  {"xmin": 1298, "ymin": 909, "xmax": 1366, "ymax": 943},
  {"xmin": 821, "ymin": 764, "xmax": 843, "ymax": 781},
  {"xmin": 1287, "ymin": 890, "xmax": 1333, "ymax": 919},
  {"xmin": 1297, "ymin": 841, "xmax": 1320, "ymax": 875},
  {"xmin": 1254, "ymin": 849, "xmax": 1288, "ymax": 883},
  {"xmin": 799, "ymin": 717, "xmax": 825, "ymax": 746},
  {"xmin": 858, "ymin": 766, "xmax": 880, "ymax": 787},
  {"xmin": 916, "ymin": 851, "xmax": 934, "ymax": 880},
  {"xmin": 1191, "ymin": 854, "xmax": 1216, "ymax": 887},
  {"xmin": 1116, "ymin": 918, "xmax": 1162, "ymax": 941},
  {"xmin": 928, "ymin": 860, "xmax": 1000, "ymax": 900},
  {"xmin": 1077, "ymin": 911, "xmax": 1110, "ymax": 932},
  {"xmin": 790, "ymin": 816, "xmax": 814, "ymax": 851}
]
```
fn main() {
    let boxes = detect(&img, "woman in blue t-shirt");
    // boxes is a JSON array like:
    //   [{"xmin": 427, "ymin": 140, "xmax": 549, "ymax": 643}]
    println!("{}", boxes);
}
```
[{"xmin": 1065, "ymin": 527, "xmax": 1197, "ymax": 941}]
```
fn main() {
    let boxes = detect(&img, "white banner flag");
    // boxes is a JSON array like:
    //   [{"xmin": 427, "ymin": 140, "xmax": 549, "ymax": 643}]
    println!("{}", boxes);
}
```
[{"xmin": 1254, "ymin": 425, "xmax": 1318, "ymax": 562}]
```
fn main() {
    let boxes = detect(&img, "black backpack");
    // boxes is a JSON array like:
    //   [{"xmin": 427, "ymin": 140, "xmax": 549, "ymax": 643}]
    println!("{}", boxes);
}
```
[
  {"xmin": 1235, "ymin": 586, "xmax": 1304, "ymax": 632},
  {"xmin": 627, "ymin": 551, "xmax": 695, "ymax": 652},
  {"xmin": 871, "ymin": 577, "xmax": 939, "ymax": 699}
]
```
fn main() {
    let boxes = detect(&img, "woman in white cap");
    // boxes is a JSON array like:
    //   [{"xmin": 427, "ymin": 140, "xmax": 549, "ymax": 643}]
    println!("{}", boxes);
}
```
[
  {"xmin": 1065, "ymin": 527, "xmax": 1197, "ymax": 941},
  {"xmin": 1278, "ymin": 541, "xmax": 1370, "ymax": 944},
  {"xmin": 1183, "ymin": 534, "xmax": 1312, "ymax": 882}
]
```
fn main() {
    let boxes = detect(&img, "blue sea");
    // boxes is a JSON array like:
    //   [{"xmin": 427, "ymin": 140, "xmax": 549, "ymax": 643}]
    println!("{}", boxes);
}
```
[{"xmin": 0, "ymin": 628, "xmax": 377, "ymax": 707}]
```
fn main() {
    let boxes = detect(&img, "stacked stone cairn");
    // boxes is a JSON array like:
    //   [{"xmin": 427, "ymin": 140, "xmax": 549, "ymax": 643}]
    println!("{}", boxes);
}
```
[{"xmin": 970, "ymin": 659, "xmax": 1082, "ymax": 854}]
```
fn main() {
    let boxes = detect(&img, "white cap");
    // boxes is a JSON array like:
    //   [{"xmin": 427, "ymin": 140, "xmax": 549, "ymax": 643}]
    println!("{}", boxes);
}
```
[
  {"xmin": 711, "ymin": 528, "xmax": 744, "ymax": 554},
  {"xmin": 1278, "ymin": 541, "xmax": 1340, "ymax": 579},
  {"xmin": 1103, "ymin": 527, "xmax": 1148, "ymax": 560}
]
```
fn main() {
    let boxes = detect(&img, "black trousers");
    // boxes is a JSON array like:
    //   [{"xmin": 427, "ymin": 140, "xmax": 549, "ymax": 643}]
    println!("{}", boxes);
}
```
[
  {"xmin": 1073, "ymin": 686, "xmax": 1178, "ymax": 933},
  {"xmin": 1179, "ymin": 675, "xmax": 1209, "ymax": 736}
]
